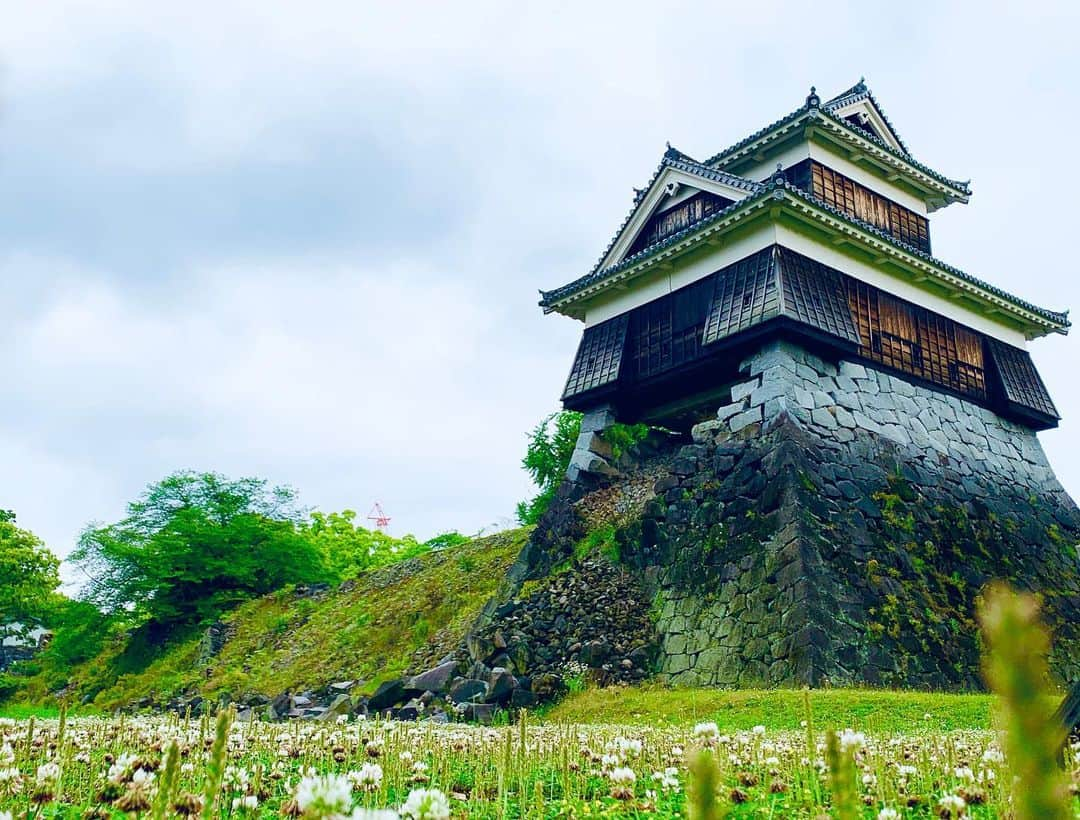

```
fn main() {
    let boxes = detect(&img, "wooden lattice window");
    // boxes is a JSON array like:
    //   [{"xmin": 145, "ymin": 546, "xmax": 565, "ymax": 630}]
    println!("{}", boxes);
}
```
[
  {"xmin": 630, "ymin": 276, "xmax": 715, "ymax": 380},
  {"xmin": 846, "ymin": 279, "xmax": 986, "ymax": 399},
  {"xmin": 628, "ymin": 191, "xmax": 731, "ymax": 256},
  {"xmin": 987, "ymin": 340, "xmax": 1059, "ymax": 420},
  {"xmin": 810, "ymin": 163, "xmax": 931, "ymax": 253},
  {"xmin": 700, "ymin": 247, "xmax": 780, "ymax": 345},
  {"xmin": 562, "ymin": 315, "xmax": 629, "ymax": 399}
]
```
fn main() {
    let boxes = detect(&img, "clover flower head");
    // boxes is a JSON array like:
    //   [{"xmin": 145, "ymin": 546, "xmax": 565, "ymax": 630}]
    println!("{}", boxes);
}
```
[
  {"xmin": 295, "ymin": 773, "xmax": 353, "ymax": 818},
  {"xmin": 838, "ymin": 729, "xmax": 866, "ymax": 752},
  {"xmin": 937, "ymin": 793, "xmax": 967, "ymax": 816},
  {"xmin": 36, "ymin": 762, "xmax": 60, "ymax": 784},
  {"xmin": 399, "ymin": 787, "xmax": 450, "ymax": 820},
  {"xmin": 877, "ymin": 809, "xmax": 899, "ymax": 820},
  {"xmin": 350, "ymin": 762, "xmax": 383, "ymax": 792}
]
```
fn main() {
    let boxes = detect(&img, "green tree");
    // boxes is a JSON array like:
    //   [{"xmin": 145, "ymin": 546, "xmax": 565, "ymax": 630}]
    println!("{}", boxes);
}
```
[
  {"xmin": 0, "ymin": 510, "xmax": 61, "ymax": 644},
  {"xmin": 516, "ymin": 411, "xmax": 582, "ymax": 525},
  {"xmin": 71, "ymin": 471, "xmax": 332, "ymax": 631},
  {"xmin": 301, "ymin": 510, "xmax": 428, "ymax": 578}
]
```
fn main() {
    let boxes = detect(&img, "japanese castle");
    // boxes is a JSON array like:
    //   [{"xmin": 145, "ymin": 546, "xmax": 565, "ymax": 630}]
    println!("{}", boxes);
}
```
[{"xmin": 541, "ymin": 81, "xmax": 1067, "ymax": 432}]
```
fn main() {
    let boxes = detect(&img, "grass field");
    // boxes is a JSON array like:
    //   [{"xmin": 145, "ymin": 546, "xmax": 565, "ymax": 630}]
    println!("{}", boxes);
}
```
[{"xmin": 545, "ymin": 685, "xmax": 998, "ymax": 733}]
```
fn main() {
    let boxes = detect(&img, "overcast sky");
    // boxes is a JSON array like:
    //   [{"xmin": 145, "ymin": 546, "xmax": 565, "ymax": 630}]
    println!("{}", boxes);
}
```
[{"xmin": 2, "ymin": 1, "xmax": 1079, "ymax": 571}]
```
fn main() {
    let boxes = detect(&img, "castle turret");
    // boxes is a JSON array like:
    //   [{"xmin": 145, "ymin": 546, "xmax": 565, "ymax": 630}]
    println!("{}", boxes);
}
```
[
  {"xmin": 542, "ymin": 81, "xmax": 1066, "ymax": 437},
  {"xmin": 508, "ymin": 81, "xmax": 1080, "ymax": 689}
]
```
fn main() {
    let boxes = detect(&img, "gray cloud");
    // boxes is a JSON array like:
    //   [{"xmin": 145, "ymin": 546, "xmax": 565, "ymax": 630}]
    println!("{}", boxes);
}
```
[{"xmin": 0, "ymin": 0, "xmax": 1078, "ymax": 575}]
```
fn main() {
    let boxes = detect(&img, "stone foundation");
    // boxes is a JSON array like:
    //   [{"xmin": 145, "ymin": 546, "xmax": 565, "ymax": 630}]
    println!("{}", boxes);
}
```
[{"xmin": 475, "ymin": 340, "xmax": 1080, "ymax": 691}]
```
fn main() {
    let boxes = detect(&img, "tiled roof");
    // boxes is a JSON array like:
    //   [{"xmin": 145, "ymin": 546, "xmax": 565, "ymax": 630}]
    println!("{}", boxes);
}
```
[
  {"xmin": 821, "ymin": 78, "xmax": 911, "ymax": 156},
  {"xmin": 701, "ymin": 83, "xmax": 970, "ymax": 197},
  {"xmin": 577, "ymin": 148, "xmax": 762, "ymax": 285},
  {"xmin": 539, "ymin": 178, "xmax": 1068, "ymax": 331}
]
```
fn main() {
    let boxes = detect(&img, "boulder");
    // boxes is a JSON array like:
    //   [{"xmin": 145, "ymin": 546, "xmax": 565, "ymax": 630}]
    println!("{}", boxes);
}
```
[
  {"xmin": 509, "ymin": 688, "xmax": 537, "ymax": 708},
  {"xmin": 448, "ymin": 679, "xmax": 488, "ymax": 704},
  {"xmin": 397, "ymin": 698, "xmax": 424, "ymax": 721},
  {"xmin": 405, "ymin": 660, "xmax": 458, "ymax": 694},
  {"xmin": 316, "ymin": 694, "xmax": 352, "ymax": 721},
  {"xmin": 368, "ymin": 679, "xmax": 407, "ymax": 712},
  {"xmin": 464, "ymin": 703, "xmax": 497, "ymax": 724},
  {"xmin": 487, "ymin": 668, "xmax": 517, "ymax": 704}
]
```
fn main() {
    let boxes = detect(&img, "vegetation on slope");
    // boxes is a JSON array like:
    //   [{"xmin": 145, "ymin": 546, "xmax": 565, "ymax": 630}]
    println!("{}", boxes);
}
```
[{"xmin": 18, "ymin": 527, "xmax": 528, "ymax": 710}]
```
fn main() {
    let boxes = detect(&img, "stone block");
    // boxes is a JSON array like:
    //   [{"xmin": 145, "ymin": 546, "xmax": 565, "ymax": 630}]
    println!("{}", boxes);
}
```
[
  {"xmin": 838, "ymin": 361, "xmax": 867, "ymax": 380},
  {"xmin": 717, "ymin": 400, "xmax": 748, "ymax": 421},
  {"xmin": 579, "ymin": 405, "xmax": 617, "ymax": 434},
  {"xmin": 811, "ymin": 408, "xmax": 838, "ymax": 429},
  {"xmin": 691, "ymin": 419, "xmax": 726, "ymax": 444},
  {"xmin": 730, "ymin": 378, "xmax": 759, "ymax": 404},
  {"xmin": 729, "ymin": 406, "xmax": 763, "ymax": 433}
]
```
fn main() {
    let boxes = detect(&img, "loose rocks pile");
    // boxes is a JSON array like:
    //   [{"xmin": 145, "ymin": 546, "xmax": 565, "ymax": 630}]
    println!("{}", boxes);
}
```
[{"xmin": 466, "ymin": 556, "xmax": 658, "ymax": 687}]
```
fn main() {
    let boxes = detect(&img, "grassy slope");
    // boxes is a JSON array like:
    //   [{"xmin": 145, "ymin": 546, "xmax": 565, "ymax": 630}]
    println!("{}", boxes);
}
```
[
  {"xmin": 545, "ymin": 685, "xmax": 997, "ymax": 733},
  {"xmin": 42, "ymin": 529, "xmax": 529, "ymax": 711}
]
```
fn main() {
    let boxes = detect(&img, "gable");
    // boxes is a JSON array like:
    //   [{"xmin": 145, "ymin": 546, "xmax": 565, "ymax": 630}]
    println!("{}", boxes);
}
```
[
  {"xmin": 823, "ymin": 81, "xmax": 909, "ymax": 155},
  {"xmin": 596, "ymin": 157, "xmax": 761, "ymax": 272}
]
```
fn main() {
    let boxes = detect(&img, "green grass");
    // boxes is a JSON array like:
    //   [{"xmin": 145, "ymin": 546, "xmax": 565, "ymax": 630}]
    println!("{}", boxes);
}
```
[
  {"xmin": 0, "ymin": 702, "xmax": 68, "ymax": 719},
  {"xmin": 11, "ymin": 529, "xmax": 530, "ymax": 711},
  {"xmin": 545, "ymin": 684, "xmax": 997, "ymax": 733}
]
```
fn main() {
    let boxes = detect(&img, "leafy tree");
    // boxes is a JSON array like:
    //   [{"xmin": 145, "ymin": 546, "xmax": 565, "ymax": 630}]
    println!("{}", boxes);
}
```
[
  {"xmin": 0, "ymin": 510, "xmax": 61, "ymax": 644},
  {"xmin": 300, "ymin": 512, "xmax": 466, "ymax": 578},
  {"xmin": 71, "ymin": 471, "xmax": 333, "ymax": 631},
  {"xmin": 516, "ymin": 411, "xmax": 582, "ymax": 525}
]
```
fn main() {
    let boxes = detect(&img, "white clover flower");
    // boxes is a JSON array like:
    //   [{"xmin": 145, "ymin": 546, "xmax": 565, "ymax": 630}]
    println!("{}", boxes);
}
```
[
  {"xmin": 296, "ymin": 773, "xmax": 353, "ymax": 818},
  {"xmin": 36, "ymin": 762, "xmax": 61, "ymax": 784},
  {"xmin": 232, "ymin": 795, "xmax": 259, "ymax": 811},
  {"xmin": 937, "ymin": 793, "xmax": 967, "ymax": 816},
  {"xmin": 350, "ymin": 762, "xmax": 383, "ymax": 792},
  {"xmin": 181, "ymin": 762, "xmax": 195, "ymax": 774},
  {"xmin": 336, "ymin": 714, "xmax": 350, "ymax": 725},
  {"xmin": 651, "ymin": 767, "xmax": 680, "ymax": 792},
  {"xmin": 613, "ymin": 737, "xmax": 643, "ymax": 759},
  {"xmin": 692, "ymin": 721, "xmax": 720, "ymax": 744},
  {"xmin": 765, "ymin": 755, "xmax": 780, "ymax": 766},
  {"xmin": 877, "ymin": 809, "xmax": 899, "ymax": 820},
  {"xmin": 411, "ymin": 761, "xmax": 429, "ymax": 774},
  {"xmin": 600, "ymin": 753, "xmax": 619, "ymax": 772},
  {"xmin": 0, "ymin": 810, "xmax": 12, "ymax": 820},
  {"xmin": 861, "ymin": 772, "xmax": 877, "ymax": 787},
  {"xmin": 670, "ymin": 745, "xmax": 683, "ymax": 758},
  {"xmin": 131, "ymin": 768, "xmax": 154, "ymax": 785},
  {"xmin": 838, "ymin": 729, "xmax": 866, "ymax": 752},
  {"xmin": 399, "ymin": 787, "xmax": 450, "ymax": 820},
  {"xmin": 953, "ymin": 766, "xmax": 975, "ymax": 782},
  {"xmin": 398, "ymin": 750, "xmax": 414, "ymax": 764},
  {"xmin": 609, "ymin": 767, "xmax": 636, "ymax": 786},
  {"xmin": 981, "ymin": 747, "xmax": 1005, "ymax": 765},
  {"xmin": 752, "ymin": 725, "xmax": 766, "ymax": 737}
]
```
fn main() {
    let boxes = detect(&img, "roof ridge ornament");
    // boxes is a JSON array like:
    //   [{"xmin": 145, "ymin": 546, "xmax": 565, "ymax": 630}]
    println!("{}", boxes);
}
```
[
  {"xmin": 806, "ymin": 86, "xmax": 821, "ymax": 108},
  {"xmin": 772, "ymin": 162, "xmax": 786, "ymax": 186}
]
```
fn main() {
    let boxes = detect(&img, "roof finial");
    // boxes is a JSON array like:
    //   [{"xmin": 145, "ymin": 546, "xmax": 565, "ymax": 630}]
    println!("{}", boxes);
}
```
[
  {"xmin": 806, "ymin": 85, "xmax": 820, "ymax": 109},
  {"xmin": 663, "ymin": 141, "xmax": 682, "ymax": 160},
  {"xmin": 773, "ymin": 162, "xmax": 786, "ymax": 186}
]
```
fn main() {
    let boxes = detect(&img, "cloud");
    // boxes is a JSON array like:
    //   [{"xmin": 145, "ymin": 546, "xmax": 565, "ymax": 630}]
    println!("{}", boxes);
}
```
[{"xmin": 0, "ymin": 0, "xmax": 1079, "ymax": 568}]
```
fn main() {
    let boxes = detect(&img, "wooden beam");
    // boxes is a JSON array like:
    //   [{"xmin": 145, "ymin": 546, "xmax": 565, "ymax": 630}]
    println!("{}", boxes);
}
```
[
  {"xmin": 831, "ymin": 236, "xmax": 849, "ymax": 247},
  {"xmin": 848, "ymin": 151, "xmax": 865, "ymax": 164}
]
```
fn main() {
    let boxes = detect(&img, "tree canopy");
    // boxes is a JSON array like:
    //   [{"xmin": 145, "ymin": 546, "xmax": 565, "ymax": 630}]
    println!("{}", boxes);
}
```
[
  {"xmin": 516, "ymin": 411, "xmax": 582, "ymax": 525},
  {"xmin": 0, "ymin": 510, "xmax": 60, "ymax": 640},
  {"xmin": 71, "ymin": 471, "xmax": 333, "ymax": 630}
]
